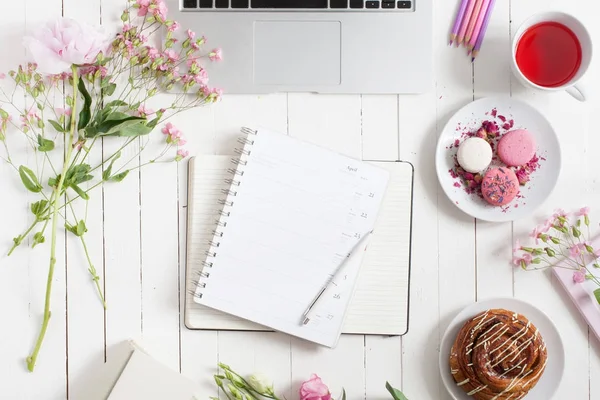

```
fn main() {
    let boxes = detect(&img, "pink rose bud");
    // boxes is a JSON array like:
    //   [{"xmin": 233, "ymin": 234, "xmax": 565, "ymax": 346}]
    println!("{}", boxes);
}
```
[{"xmin": 299, "ymin": 374, "xmax": 331, "ymax": 400}]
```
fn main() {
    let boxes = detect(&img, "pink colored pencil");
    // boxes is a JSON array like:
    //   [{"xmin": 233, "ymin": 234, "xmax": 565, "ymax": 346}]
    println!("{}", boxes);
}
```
[
  {"xmin": 449, "ymin": 0, "xmax": 470, "ymax": 45},
  {"xmin": 471, "ymin": 0, "xmax": 496, "ymax": 61},
  {"xmin": 456, "ymin": 0, "xmax": 476, "ymax": 46},
  {"xmin": 467, "ymin": 0, "xmax": 491, "ymax": 50},
  {"xmin": 464, "ymin": 0, "xmax": 484, "ymax": 45}
]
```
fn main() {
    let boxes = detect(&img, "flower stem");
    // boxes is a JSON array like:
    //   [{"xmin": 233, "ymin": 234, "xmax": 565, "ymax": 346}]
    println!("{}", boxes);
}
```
[
  {"xmin": 80, "ymin": 235, "xmax": 106, "ymax": 309},
  {"xmin": 26, "ymin": 65, "xmax": 79, "ymax": 372},
  {"xmin": 7, "ymin": 218, "xmax": 40, "ymax": 256}
]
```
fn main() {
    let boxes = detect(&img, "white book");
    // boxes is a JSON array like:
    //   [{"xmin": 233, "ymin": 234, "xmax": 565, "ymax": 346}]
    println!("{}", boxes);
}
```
[{"xmin": 185, "ymin": 127, "xmax": 414, "ymax": 347}]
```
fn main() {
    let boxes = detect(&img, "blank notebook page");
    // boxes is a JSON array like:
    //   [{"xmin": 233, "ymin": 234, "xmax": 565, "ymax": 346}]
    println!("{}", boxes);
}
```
[
  {"xmin": 190, "ymin": 128, "xmax": 390, "ymax": 347},
  {"xmin": 185, "ymin": 158, "xmax": 413, "ymax": 337}
]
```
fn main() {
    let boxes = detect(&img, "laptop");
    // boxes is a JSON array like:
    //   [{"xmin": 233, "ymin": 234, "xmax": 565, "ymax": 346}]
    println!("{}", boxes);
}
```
[{"xmin": 168, "ymin": 0, "xmax": 433, "ymax": 94}]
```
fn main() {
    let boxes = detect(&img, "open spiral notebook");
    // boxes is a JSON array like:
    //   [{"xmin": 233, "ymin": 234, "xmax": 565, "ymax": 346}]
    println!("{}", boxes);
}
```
[{"xmin": 185, "ymin": 127, "xmax": 414, "ymax": 347}]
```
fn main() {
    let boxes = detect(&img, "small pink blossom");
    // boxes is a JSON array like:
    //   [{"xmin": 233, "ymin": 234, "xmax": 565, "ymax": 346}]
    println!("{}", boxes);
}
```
[
  {"xmin": 569, "ymin": 245, "xmax": 582, "ymax": 258},
  {"xmin": 513, "ymin": 253, "xmax": 532, "ymax": 268},
  {"xmin": 553, "ymin": 209, "xmax": 568, "ymax": 220},
  {"xmin": 122, "ymin": 24, "xmax": 132, "ymax": 32},
  {"xmin": 161, "ymin": 122, "xmax": 179, "ymax": 137},
  {"xmin": 299, "ymin": 374, "xmax": 331, "ymax": 400},
  {"xmin": 573, "ymin": 270, "xmax": 586, "ymax": 283},
  {"xmin": 164, "ymin": 49, "xmax": 179, "ymax": 62},
  {"xmin": 178, "ymin": 138, "xmax": 187, "ymax": 146},
  {"xmin": 136, "ymin": 0, "xmax": 151, "ymax": 16},
  {"xmin": 575, "ymin": 207, "xmax": 590, "ymax": 217},
  {"xmin": 151, "ymin": 0, "xmax": 168, "ymax": 19},
  {"xmin": 177, "ymin": 149, "xmax": 189, "ymax": 158},
  {"xmin": 56, "ymin": 107, "xmax": 72, "ymax": 117},
  {"xmin": 193, "ymin": 70, "xmax": 209, "ymax": 85},
  {"xmin": 186, "ymin": 29, "xmax": 196, "ymax": 40},
  {"xmin": 209, "ymin": 48, "xmax": 222, "ymax": 62},
  {"xmin": 168, "ymin": 21, "xmax": 180, "ymax": 32},
  {"xmin": 147, "ymin": 47, "xmax": 160, "ymax": 60},
  {"xmin": 513, "ymin": 239, "xmax": 522, "ymax": 256},
  {"xmin": 136, "ymin": 105, "xmax": 154, "ymax": 117},
  {"xmin": 0, "ymin": 73, "xmax": 6, "ymax": 79}
]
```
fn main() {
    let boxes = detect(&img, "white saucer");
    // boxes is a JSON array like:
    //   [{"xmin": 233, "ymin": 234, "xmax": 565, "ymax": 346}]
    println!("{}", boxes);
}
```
[
  {"xmin": 439, "ymin": 297, "xmax": 565, "ymax": 400},
  {"xmin": 435, "ymin": 97, "xmax": 561, "ymax": 222}
]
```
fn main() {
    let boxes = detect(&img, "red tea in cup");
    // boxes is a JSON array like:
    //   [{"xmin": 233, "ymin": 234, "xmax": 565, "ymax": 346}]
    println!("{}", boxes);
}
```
[{"xmin": 515, "ymin": 21, "xmax": 582, "ymax": 88}]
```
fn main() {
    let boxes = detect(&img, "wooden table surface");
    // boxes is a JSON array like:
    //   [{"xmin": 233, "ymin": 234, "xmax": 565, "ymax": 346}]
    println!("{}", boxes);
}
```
[{"xmin": 0, "ymin": 0, "xmax": 599, "ymax": 399}]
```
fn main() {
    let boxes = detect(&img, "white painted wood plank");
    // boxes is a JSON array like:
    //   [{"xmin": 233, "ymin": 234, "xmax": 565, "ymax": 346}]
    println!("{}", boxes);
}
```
[
  {"xmin": 100, "ymin": 0, "xmax": 143, "ymax": 370},
  {"xmin": 510, "ymin": 2, "xmax": 596, "ymax": 398},
  {"xmin": 61, "ymin": 1, "xmax": 106, "ymax": 399},
  {"xmin": 361, "ymin": 95, "xmax": 399, "ymax": 161},
  {"xmin": 288, "ymin": 93, "xmax": 365, "ymax": 400},
  {"xmin": 365, "ymin": 336, "xmax": 402, "ymax": 398},
  {"xmin": 473, "ymin": 0, "xmax": 513, "ymax": 299}
]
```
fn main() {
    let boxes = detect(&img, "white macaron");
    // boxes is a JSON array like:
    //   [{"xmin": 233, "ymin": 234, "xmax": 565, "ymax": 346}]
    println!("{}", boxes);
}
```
[{"xmin": 457, "ymin": 137, "xmax": 492, "ymax": 173}]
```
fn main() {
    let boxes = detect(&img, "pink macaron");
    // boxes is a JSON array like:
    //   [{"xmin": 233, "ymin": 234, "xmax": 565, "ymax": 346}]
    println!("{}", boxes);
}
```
[
  {"xmin": 497, "ymin": 129, "xmax": 536, "ymax": 167},
  {"xmin": 481, "ymin": 167, "xmax": 519, "ymax": 206}
]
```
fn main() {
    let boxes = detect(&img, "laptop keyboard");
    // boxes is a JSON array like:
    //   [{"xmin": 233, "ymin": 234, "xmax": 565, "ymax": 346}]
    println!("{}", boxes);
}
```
[{"xmin": 183, "ymin": 0, "xmax": 412, "ymax": 10}]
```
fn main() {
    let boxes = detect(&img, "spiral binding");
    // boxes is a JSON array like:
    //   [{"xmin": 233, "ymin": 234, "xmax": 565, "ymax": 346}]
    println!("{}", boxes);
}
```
[{"xmin": 192, "ymin": 127, "xmax": 258, "ymax": 300}]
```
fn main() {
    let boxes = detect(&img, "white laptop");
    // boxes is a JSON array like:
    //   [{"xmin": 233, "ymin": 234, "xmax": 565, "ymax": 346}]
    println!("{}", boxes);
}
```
[{"xmin": 168, "ymin": 0, "xmax": 433, "ymax": 94}]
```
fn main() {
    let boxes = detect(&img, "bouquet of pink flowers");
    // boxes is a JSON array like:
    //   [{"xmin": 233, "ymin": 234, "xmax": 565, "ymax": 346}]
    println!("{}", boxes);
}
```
[
  {"xmin": 1, "ymin": 0, "xmax": 221, "ymax": 371},
  {"xmin": 513, "ymin": 207, "xmax": 600, "ymax": 304},
  {"xmin": 214, "ymin": 363, "xmax": 409, "ymax": 400}
]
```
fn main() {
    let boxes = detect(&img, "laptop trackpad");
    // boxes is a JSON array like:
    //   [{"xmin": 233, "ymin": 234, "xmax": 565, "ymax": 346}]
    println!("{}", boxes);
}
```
[{"xmin": 254, "ymin": 21, "xmax": 341, "ymax": 86}]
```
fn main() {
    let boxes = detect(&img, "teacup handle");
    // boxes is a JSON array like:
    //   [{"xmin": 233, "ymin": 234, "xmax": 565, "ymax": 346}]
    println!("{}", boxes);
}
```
[{"xmin": 566, "ymin": 83, "xmax": 588, "ymax": 102}]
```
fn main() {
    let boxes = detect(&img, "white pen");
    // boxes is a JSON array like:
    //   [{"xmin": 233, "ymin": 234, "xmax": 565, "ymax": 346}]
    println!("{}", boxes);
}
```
[{"xmin": 301, "ymin": 230, "xmax": 373, "ymax": 326}]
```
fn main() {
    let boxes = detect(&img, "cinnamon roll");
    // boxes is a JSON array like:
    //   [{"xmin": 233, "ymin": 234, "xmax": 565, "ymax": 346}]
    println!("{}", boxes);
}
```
[{"xmin": 449, "ymin": 308, "xmax": 547, "ymax": 400}]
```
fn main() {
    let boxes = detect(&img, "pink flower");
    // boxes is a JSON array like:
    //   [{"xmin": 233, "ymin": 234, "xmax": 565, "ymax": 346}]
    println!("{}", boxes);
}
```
[
  {"xmin": 513, "ymin": 239, "xmax": 522, "ymax": 256},
  {"xmin": 178, "ymin": 138, "xmax": 187, "ymax": 146},
  {"xmin": 299, "ymin": 374, "xmax": 331, "ymax": 400},
  {"xmin": 177, "ymin": 149, "xmax": 189, "ymax": 158},
  {"xmin": 575, "ymin": 207, "xmax": 590, "ymax": 217},
  {"xmin": 573, "ymin": 270, "xmax": 586, "ymax": 284},
  {"xmin": 193, "ymin": 70, "xmax": 209, "ymax": 85},
  {"xmin": 168, "ymin": 21, "xmax": 180, "ymax": 32},
  {"xmin": 164, "ymin": 49, "xmax": 179, "ymax": 62},
  {"xmin": 209, "ymin": 48, "xmax": 222, "ymax": 62},
  {"xmin": 147, "ymin": 47, "xmax": 160, "ymax": 60},
  {"xmin": 0, "ymin": 73, "xmax": 6, "ymax": 79},
  {"xmin": 122, "ymin": 23, "xmax": 132, "ymax": 32},
  {"xmin": 151, "ymin": 0, "xmax": 168, "ymax": 19},
  {"xmin": 137, "ymin": 104, "xmax": 154, "ymax": 117},
  {"xmin": 569, "ymin": 245, "xmax": 582, "ymax": 258},
  {"xmin": 186, "ymin": 29, "xmax": 196, "ymax": 40},
  {"xmin": 161, "ymin": 122, "xmax": 179, "ymax": 137},
  {"xmin": 513, "ymin": 253, "xmax": 532, "ymax": 268},
  {"xmin": 56, "ymin": 107, "xmax": 72, "ymax": 117},
  {"xmin": 136, "ymin": 0, "xmax": 151, "ymax": 16},
  {"xmin": 553, "ymin": 209, "xmax": 568, "ymax": 220},
  {"xmin": 23, "ymin": 17, "xmax": 110, "ymax": 74}
]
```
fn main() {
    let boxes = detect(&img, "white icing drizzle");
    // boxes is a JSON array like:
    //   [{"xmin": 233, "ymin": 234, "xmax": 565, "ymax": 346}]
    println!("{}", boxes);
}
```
[
  {"xmin": 457, "ymin": 378, "xmax": 469, "ymax": 386},
  {"xmin": 451, "ymin": 369, "xmax": 459, "ymax": 374},
  {"xmin": 467, "ymin": 385, "xmax": 487, "ymax": 396}
]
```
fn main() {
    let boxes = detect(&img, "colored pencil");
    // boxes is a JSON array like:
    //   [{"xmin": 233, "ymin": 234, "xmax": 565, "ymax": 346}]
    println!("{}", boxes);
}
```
[
  {"xmin": 449, "ymin": 0, "xmax": 470, "ymax": 45},
  {"xmin": 456, "ymin": 0, "xmax": 476, "ymax": 46},
  {"xmin": 471, "ymin": 0, "xmax": 496, "ymax": 61},
  {"xmin": 464, "ymin": 0, "xmax": 484, "ymax": 45},
  {"xmin": 467, "ymin": 0, "xmax": 491, "ymax": 50}
]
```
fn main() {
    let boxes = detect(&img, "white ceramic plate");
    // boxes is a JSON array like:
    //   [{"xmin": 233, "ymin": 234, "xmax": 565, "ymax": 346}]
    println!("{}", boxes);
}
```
[
  {"xmin": 435, "ymin": 97, "xmax": 561, "ymax": 222},
  {"xmin": 439, "ymin": 298, "xmax": 565, "ymax": 400}
]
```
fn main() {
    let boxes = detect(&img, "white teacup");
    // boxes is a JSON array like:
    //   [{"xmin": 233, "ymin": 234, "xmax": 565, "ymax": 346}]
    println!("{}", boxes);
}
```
[{"xmin": 511, "ymin": 12, "xmax": 592, "ymax": 102}]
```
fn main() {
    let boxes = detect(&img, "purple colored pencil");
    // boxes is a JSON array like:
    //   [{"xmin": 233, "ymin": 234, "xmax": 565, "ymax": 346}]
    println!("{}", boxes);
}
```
[
  {"xmin": 471, "ymin": 0, "xmax": 496, "ymax": 61},
  {"xmin": 450, "ymin": 0, "xmax": 470, "ymax": 45}
]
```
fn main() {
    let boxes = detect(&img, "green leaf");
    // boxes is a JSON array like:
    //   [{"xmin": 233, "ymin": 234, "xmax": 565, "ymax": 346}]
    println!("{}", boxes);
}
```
[
  {"xmin": 0, "ymin": 108, "xmax": 9, "ymax": 119},
  {"xmin": 340, "ymin": 388, "xmax": 346, "ymax": 400},
  {"xmin": 102, "ymin": 151, "xmax": 121, "ymax": 181},
  {"xmin": 110, "ymin": 170, "xmax": 129, "ymax": 182},
  {"xmin": 146, "ymin": 116, "xmax": 160, "ymax": 129},
  {"xmin": 594, "ymin": 288, "xmax": 600, "ymax": 305},
  {"xmin": 48, "ymin": 119, "xmax": 66, "ymax": 133},
  {"xmin": 31, "ymin": 200, "xmax": 49, "ymax": 217},
  {"xmin": 76, "ymin": 220, "xmax": 87, "ymax": 236},
  {"xmin": 114, "ymin": 122, "xmax": 152, "ymax": 137},
  {"xmin": 71, "ymin": 184, "xmax": 90, "ymax": 200},
  {"xmin": 77, "ymin": 78, "xmax": 92, "ymax": 130},
  {"xmin": 18, "ymin": 166, "xmax": 42, "ymax": 193},
  {"xmin": 37, "ymin": 134, "xmax": 55, "ymax": 152},
  {"xmin": 104, "ymin": 100, "xmax": 128, "ymax": 108},
  {"xmin": 65, "ymin": 164, "xmax": 93, "ymax": 186},
  {"xmin": 48, "ymin": 175, "xmax": 59, "ymax": 188},
  {"xmin": 89, "ymin": 112, "xmax": 146, "ymax": 137},
  {"xmin": 32, "ymin": 232, "xmax": 45, "ymax": 248},
  {"xmin": 385, "ymin": 382, "xmax": 408, "ymax": 400},
  {"xmin": 103, "ymin": 83, "xmax": 116, "ymax": 96}
]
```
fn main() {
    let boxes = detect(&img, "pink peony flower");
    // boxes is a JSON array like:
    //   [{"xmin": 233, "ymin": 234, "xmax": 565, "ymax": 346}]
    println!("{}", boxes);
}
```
[
  {"xmin": 209, "ymin": 48, "xmax": 222, "ymax": 62},
  {"xmin": 299, "ymin": 374, "xmax": 331, "ymax": 400},
  {"xmin": 24, "ymin": 17, "xmax": 110, "ymax": 74},
  {"xmin": 575, "ymin": 207, "xmax": 590, "ymax": 217},
  {"xmin": 186, "ymin": 29, "xmax": 196, "ymax": 40},
  {"xmin": 573, "ymin": 270, "xmax": 586, "ymax": 283}
]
